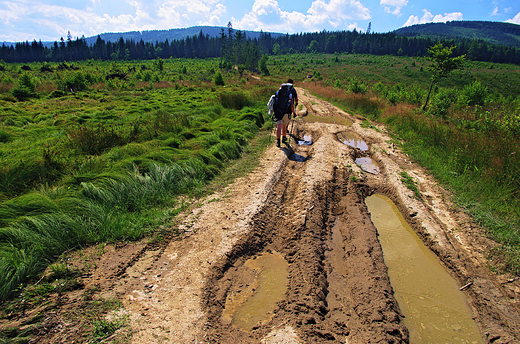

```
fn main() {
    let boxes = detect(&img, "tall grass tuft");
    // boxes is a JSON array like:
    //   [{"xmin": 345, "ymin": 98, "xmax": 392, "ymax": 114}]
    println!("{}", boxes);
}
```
[
  {"xmin": 218, "ymin": 91, "xmax": 252, "ymax": 110},
  {"xmin": 0, "ymin": 158, "xmax": 217, "ymax": 300},
  {"xmin": 67, "ymin": 123, "xmax": 128, "ymax": 155}
]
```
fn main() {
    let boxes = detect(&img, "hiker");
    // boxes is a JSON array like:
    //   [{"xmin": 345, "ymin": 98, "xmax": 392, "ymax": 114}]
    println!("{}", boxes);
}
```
[{"xmin": 274, "ymin": 79, "xmax": 298, "ymax": 147}]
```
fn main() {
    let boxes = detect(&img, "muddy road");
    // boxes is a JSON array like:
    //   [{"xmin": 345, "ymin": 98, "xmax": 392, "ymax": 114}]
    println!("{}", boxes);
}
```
[{"xmin": 10, "ymin": 89, "xmax": 520, "ymax": 343}]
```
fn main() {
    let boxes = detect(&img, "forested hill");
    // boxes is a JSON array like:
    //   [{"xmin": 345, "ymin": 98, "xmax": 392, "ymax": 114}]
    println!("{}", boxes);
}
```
[
  {"xmin": 1, "ymin": 26, "xmax": 285, "ymax": 49},
  {"xmin": 2, "ymin": 25, "xmax": 520, "ymax": 65},
  {"xmin": 394, "ymin": 21, "xmax": 520, "ymax": 48},
  {"xmin": 87, "ymin": 26, "xmax": 285, "ymax": 47}
]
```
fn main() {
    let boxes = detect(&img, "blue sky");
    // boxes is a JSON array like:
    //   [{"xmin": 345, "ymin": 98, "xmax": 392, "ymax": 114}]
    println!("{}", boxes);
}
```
[{"xmin": 1, "ymin": 0, "xmax": 519, "ymax": 43}]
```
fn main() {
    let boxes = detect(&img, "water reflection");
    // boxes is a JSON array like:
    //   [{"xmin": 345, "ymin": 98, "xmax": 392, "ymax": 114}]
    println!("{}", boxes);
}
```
[
  {"xmin": 366, "ymin": 194, "xmax": 483, "ymax": 344},
  {"xmin": 222, "ymin": 252, "xmax": 289, "ymax": 331},
  {"xmin": 355, "ymin": 157, "xmax": 380, "ymax": 174}
]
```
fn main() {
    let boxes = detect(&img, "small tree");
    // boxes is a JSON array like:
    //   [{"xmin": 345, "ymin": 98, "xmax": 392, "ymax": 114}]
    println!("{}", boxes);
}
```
[
  {"xmin": 423, "ymin": 43, "xmax": 465, "ymax": 111},
  {"xmin": 213, "ymin": 70, "xmax": 225, "ymax": 86},
  {"xmin": 12, "ymin": 72, "xmax": 36, "ymax": 100},
  {"xmin": 259, "ymin": 54, "xmax": 270, "ymax": 76}
]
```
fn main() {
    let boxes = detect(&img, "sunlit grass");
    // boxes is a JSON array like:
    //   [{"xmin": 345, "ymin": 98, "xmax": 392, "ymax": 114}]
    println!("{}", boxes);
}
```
[
  {"xmin": 287, "ymin": 53, "xmax": 520, "ymax": 275},
  {"xmin": 0, "ymin": 58, "xmax": 271, "ymax": 299}
]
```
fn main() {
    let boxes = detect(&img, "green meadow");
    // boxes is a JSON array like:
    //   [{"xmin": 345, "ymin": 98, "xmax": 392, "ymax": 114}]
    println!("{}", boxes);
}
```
[
  {"xmin": 1, "ymin": 52, "xmax": 519, "ymax": 302},
  {"xmin": 271, "ymin": 53, "xmax": 520, "ymax": 275},
  {"xmin": 0, "ymin": 58, "xmax": 275, "ymax": 300}
]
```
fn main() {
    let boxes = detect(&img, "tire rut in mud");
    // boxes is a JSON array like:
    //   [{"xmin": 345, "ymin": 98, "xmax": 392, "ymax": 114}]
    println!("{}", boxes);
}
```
[{"xmin": 202, "ymin": 131, "xmax": 408, "ymax": 343}]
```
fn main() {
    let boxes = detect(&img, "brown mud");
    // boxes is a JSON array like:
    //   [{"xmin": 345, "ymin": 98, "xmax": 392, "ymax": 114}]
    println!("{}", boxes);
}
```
[{"xmin": 1, "ymin": 88, "xmax": 519, "ymax": 343}]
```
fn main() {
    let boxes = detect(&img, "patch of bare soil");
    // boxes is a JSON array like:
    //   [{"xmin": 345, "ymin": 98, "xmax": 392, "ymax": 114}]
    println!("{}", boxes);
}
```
[{"xmin": 2, "ymin": 88, "xmax": 519, "ymax": 343}]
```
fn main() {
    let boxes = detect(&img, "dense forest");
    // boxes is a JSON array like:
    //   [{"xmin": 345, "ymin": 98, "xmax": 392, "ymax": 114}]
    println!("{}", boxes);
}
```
[
  {"xmin": 1, "ymin": 24, "xmax": 520, "ymax": 66},
  {"xmin": 394, "ymin": 21, "xmax": 520, "ymax": 49}
]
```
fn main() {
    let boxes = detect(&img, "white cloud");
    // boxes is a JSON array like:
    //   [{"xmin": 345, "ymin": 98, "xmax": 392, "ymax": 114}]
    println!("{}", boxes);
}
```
[
  {"xmin": 234, "ymin": 0, "xmax": 370, "ymax": 33},
  {"xmin": 490, "ymin": 7, "xmax": 499, "ymax": 16},
  {"xmin": 347, "ymin": 22, "xmax": 362, "ymax": 32},
  {"xmin": 380, "ymin": 0, "xmax": 408, "ymax": 17},
  {"xmin": 0, "ymin": 2, "xmax": 27, "ymax": 25},
  {"xmin": 403, "ymin": 9, "xmax": 463, "ymax": 27},
  {"xmin": 0, "ymin": 0, "xmax": 229, "ymax": 41},
  {"xmin": 156, "ymin": 0, "xmax": 227, "ymax": 27},
  {"xmin": 506, "ymin": 12, "xmax": 520, "ymax": 24}
]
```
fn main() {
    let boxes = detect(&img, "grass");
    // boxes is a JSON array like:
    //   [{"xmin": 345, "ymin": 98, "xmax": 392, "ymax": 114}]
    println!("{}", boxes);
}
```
[
  {"xmin": 0, "ymin": 59, "xmax": 272, "ymax": 300},
  {"xmin": 399, "ymin": 171, "xmax": 422, "ymax": 199},
  {"xmin": 1, "ymin": 52, "xmax": 520, "ymax": 305},
  {"xmin": 273, "ymin": 53, "xmax": 520, "ymax": 275}
]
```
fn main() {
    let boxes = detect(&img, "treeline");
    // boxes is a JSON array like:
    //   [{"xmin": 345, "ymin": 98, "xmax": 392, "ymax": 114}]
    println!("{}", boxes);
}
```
[
  {"xmin": 395, "ymin": 21, "xmax": 520, "ymax": 49},
  {"xmin": 1, "ymin": 27, "xmax": 520, "ymax": 65}
]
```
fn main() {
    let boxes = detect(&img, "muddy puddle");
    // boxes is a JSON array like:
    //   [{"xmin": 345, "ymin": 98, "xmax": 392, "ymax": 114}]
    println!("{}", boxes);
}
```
[
  {"xmin": 302, "ymin": 113, "xmax": 353, "ymax": 126},
  {"xmin": 221, "ymin": 251, "xmax": 289, "ymax": 331},
  {"xmin": 366, "ymin": 194, "xmax": 483, "ymax": 344},
  {"xmin": 355, "ymin": 157, "xmax": 380, "ymax": 174},
  {"xmin": 337, "ymin": 131, "xmax": 369, "ymax": 151}
]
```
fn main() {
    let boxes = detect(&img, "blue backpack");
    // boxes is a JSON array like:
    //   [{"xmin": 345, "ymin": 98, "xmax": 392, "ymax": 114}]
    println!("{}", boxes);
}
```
[{"xmin": 273, "ymin": 84, "xmax": 292, "ymax": 121}]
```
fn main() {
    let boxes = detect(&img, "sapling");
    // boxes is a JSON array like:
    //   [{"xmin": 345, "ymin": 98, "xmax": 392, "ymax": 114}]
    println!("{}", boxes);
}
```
[{"xmin": 423, "ymin": 43, "xmax": 466, "ymax": 111}]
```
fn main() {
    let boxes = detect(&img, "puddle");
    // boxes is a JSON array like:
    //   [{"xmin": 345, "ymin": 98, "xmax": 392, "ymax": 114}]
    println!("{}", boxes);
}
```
[
  {"xmin": 222, "ymin": 252, "xmax": 289, "ymax": 331},
  {"xmin": 337, "ymin": 132, "xmax": 369, "ymax": 151},
  {"xmin": 302, "ymin": 113, "xmax": 353, "ymax": 126},
  {"xmin": 365, "ymin": 194, "xmax": 483, "ymax": 344},
  {"xmin": 298, "ymin": 134, "xmax": 312, "ymax": 146},
  {"xmin": 355, "ymin": 157, "xmax": 380, "ymax": 174}
]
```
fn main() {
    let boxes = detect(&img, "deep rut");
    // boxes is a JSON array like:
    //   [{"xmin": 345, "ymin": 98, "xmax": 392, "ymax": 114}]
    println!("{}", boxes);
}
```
[{"xmin": 202, "ymin": 124, "xmax": 408, "ymax": 343}]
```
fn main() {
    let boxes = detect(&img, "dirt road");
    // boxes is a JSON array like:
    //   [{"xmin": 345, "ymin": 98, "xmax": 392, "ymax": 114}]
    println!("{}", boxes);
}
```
[{"xmin": 18, "ymin": 89, "xmax": 520, "ymax": 343}]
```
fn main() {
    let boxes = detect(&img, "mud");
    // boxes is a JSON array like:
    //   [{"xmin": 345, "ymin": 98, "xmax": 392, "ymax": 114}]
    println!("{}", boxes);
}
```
[{"xmin": 3, "ymin": 88, "xmax": 519, "ymax": 343}]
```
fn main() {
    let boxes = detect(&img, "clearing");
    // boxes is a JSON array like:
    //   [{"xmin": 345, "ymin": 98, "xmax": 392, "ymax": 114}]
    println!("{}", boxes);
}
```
[{"xmin": 3, "ymin": 88, "xmax": 519, "ymax": 343}]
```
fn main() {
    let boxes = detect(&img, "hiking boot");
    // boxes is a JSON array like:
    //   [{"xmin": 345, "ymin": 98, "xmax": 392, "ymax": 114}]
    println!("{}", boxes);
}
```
[
  {"xmin": 282, "ymin": 136, "xmax": 287, "ymax": 143},
  {"xmin": 276, "ymin": 139, "xmax": 281, "ymax": 147}
]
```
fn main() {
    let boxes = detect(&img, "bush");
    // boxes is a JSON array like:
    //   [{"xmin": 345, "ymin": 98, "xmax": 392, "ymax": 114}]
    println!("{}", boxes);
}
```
[
  {"xmin": 12, "ymin": 87, "xmax": 34, "ymax": 101},
  {"xmin": 428, "ymin": 89, "xmax": 456, "ymax": 119},
  {"xmin": 64, "ymin": 71, "xmax": 91, "ymax": 92},
  {"xmin": 213, "ymin": 70, "xmax": 225, "ymax": 86},
  {"xmin": 67, "ymin": 124, "xmax": 128, "ymax": 155},
  {"xmin": 459, "ymin": 80, "xmax": 487, "ymax": 107},
  {"xmin": 348, "ymin": 77, "xmax": 367, "ymax": 94},
  {"xmin": 12, "ymin": 72, "xmax": 36, "ymax": 100}
]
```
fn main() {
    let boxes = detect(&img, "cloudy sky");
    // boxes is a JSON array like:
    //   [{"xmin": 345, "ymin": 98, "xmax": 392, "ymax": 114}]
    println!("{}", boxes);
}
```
[{"xmin": 1, "ymin": 0, "xmax": 519, "ymax": 43}]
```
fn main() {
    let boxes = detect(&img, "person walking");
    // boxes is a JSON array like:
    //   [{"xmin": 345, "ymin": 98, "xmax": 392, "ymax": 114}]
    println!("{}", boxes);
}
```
[{"xmin": 274, "ymin": 79, "xmax": 298, "ymax": 147}]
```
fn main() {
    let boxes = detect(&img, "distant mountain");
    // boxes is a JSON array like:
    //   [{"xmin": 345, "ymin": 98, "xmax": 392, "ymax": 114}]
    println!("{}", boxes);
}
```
[
  {"xmin": 2, "ymin": 26, "xmax": 285, "ymax": 48},
  {"xmin": 393, "ymin": 21, "xmax": 520, "ymax": 48},
  {"xmin": 85, "ymin": 26, "xmax": 287, "ymax": 45}
]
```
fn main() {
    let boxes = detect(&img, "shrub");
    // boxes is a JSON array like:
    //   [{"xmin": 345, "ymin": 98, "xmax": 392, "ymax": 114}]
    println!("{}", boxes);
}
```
[
  {"xmin": 213, "ymin": 70, "xmax": 225, "ymax": 86},
  {"xmin": 428, "ymin": 89, "xmax": 456, "ymax": 119},
  {"xmin": 1, "ymin": 75, "xmax": 14, "ymax": 84},
  {"xmin": 348, "ymin": 77, "xmax": 367, "ymax": 94},
  {"xmin": 12, "ymin": 72, "xmax": 36, "ymax": 100},
  {"xmin": 459, "ymin": 80, "xmax": 487, "ymax": 107},
  {"xmin": 12, "ymin": 87, "xmax": 34, "ymax": 101},
  {"xmin": 143, "ymin": 70, "xmax": 152, "ymax": 82},
  {"xmin": 67, "ymin": 124, "xmax": 127, "ymax": 155}
]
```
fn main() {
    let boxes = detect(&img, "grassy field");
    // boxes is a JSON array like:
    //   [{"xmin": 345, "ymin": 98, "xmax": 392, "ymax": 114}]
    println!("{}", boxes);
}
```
[
  {"xmin": 0, "ymin": 58, "xmax": 277, "ymax": 300},
  {"xmin": 269, "ymin": 53, "xmax": 520, "ymax": 275},
  {"xmin": 1, "ymin": 52, "xmax": 519, "ymax": 303}
]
